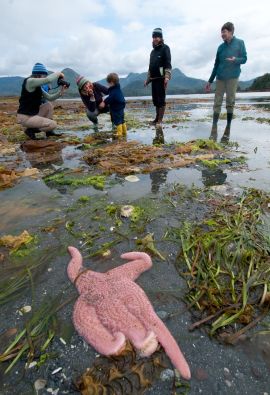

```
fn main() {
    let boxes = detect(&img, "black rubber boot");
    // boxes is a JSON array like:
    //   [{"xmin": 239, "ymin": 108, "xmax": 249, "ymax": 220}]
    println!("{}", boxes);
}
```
[
  {"xmin": 46, "ymin": 131, "xmax": 63, "ymax": 137},
  {"xmin": 221, "ymin": 112, "xmax": 233, "ymax": 143},
  {"xmin": 209, "ymin": 112, "xmax": 219, "ymax": 141},
  {"xmin": 24, "ymin": 128, "xmax": 40, "ymax": 140},
  {"xmin": 150, "ymin": 107, "xmax": 159, "ymax": 125},
  {"xmin": 156, "ymin": 106, "xmax": 165, "ymax": 124}
]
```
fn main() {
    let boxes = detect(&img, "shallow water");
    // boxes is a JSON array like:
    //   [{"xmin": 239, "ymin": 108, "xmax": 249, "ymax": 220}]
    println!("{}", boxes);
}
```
[{"xmin": 1, "ymin": 94, "xmax": 270, "ymax": 394}]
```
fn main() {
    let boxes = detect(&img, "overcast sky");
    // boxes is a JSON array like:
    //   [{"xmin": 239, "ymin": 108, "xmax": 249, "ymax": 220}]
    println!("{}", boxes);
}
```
[{"xmin": 1, "ymin": 0, "xmax": 269, "ymax": 81}]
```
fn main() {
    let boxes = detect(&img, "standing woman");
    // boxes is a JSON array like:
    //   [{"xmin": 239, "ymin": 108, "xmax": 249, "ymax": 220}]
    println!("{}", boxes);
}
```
[
  {"xmin": 206, "ymin": 22, "xmax": 247, "ymax": 142},
  {"xmin": 144, "ymin": 28, "xmax": 172, "ymax": 126}
]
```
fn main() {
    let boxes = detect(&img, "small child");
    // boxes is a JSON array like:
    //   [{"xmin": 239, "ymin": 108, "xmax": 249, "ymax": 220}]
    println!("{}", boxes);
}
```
[{"xmin": 100, "ymin": 73, "xmax": 127, "ymax": 138}]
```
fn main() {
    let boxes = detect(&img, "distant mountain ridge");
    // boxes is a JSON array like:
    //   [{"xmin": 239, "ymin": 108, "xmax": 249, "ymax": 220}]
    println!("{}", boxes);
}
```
[{"xmin": 0, "ymin": 67, "xmax": 256, "ymax": 97}]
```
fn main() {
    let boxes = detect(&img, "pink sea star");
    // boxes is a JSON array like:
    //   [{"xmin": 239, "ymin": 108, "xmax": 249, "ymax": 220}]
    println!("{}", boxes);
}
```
[{"xmin": 67, "ymin": 246, "xmax": 191, "ymax": 380}]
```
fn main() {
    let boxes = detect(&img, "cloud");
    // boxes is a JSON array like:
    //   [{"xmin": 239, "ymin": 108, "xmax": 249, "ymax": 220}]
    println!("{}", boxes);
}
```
[{"xmin": 1, "ymin": 0, "xmax": 270, "ymax": 81}]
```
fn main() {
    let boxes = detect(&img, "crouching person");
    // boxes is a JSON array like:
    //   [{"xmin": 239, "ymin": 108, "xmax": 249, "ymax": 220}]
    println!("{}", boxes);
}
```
[
  {"xmin": 17, "ymin": 63, "xmax": 68, "ymax": 140},
  {"xmin": 76, "ymin": 76, "xmax": 110, "ymax": 131},
  {"xmin": 100, "ymin": 73, "xmax": 126, "ymax": 138}
]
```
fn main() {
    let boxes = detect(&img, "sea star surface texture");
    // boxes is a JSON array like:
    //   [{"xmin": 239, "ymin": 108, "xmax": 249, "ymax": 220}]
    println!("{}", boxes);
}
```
[{"xmin": 67, "ymin": 246, "xmax": 191, "ymax": 379}]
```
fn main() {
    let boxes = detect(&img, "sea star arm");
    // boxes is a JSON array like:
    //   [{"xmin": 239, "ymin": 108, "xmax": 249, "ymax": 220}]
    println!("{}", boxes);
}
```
[
  {"xmin": 149, "ymin": 315, "xmax": 191, "ymax": 380},
  {"xmin": 73, "ymin": 297, "xmax": 126, "ymax": 355},
  {"xmin": 108, "ymin": 251, "xmax": 152, "ymax": 280},
  {"xmin": 67, "ymin": 246, "xmax": 83, "ymax": 283}
]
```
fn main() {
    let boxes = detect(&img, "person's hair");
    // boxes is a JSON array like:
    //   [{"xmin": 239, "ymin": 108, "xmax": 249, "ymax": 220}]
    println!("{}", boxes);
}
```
[
  {"xmin": 221, "ymin": 22, "xmax": 234, "ymax": 34},
  {"xmin": 106, "ymin": 73, "xmax": 119, "ymax": 84}
]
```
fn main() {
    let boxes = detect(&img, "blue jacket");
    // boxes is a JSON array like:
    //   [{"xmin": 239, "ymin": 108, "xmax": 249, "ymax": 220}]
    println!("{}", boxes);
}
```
[
  {"xmin": 104, "ymin": 83, "xmax": 125, "ymax": 112},
  {"xmin": 209, "ymin": 37, "xmax": 247, "ymax": 83}
]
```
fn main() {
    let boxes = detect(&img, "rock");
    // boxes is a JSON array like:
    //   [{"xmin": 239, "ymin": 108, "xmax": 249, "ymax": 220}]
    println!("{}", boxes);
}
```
[
  {"xmin": 21, "ymin": 140, "xmax": 62, "ymax": 152},
  {"xmin": 223, "ymin": 367, "xmax": 231, "ymax": 378},
  {"xmin": 34, "ymin": 379, "xmax": 47, "ymax": 391},
  {"xmin": 195, "ymin": 368, "xmax": 208, "ymax": 381}
]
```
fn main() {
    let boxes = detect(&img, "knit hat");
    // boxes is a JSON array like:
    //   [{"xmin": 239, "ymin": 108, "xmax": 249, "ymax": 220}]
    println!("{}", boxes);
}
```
[
  {"xmin": 152, "ymin": 27, "xmax": 163, "ymax": 38},
  {"xmin": 32, "ymin": 63, "xmax": 48, "ymax": 75},
  {"xmin": 76, "ymin": 76, "xmax": 89, "ymax": 90}
]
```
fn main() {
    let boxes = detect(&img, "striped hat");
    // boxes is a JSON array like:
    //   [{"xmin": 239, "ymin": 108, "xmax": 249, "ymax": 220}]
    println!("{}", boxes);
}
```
[
  {"xmin": 152, "ymin": 28, "xmax": 163, "ymax": 38},
  {"xmin": 76, "ymin": 76, "xmax": 89, "ymax": 91},
  {"xmin": 32, "ymin": 63, "xmax": 48, "ymax": 75}
]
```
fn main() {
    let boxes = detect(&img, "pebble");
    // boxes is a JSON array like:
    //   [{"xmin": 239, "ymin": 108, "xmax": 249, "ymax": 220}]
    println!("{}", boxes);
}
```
[
  {"xmin": 156, "ymin": 310, "xmax": 169, "ymax": 320},
  {"xmin": 51, "ymin": 367, "xmax": 62, "ymax": 375},
  {"xmin": 223, "ymin": 367, "xmax": 230, "ymax": 377},
  {"xmin": 160, "ymin": 369, "xmax": 174, "ymax": 381},
  {"xmin": 27, "ymin": 361, "xmax": 37, "ymax": 369}
]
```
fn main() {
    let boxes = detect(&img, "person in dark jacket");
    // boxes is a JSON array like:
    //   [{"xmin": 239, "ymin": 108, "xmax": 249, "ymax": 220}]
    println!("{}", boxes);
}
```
[
  {"xmin": 100, "ymin": 73, "xmax": 126, "ymax": 138},
  {"xmin": 205, "ymin": 22, "xmax": 247, "ymax": 142},
  {"xmin": 76, "ymin": 76, "xmax": 110, "ymax": 131},
  {"xmin": 144, "ymin": 28, "xmax": 172, "ymax": 125},
  {"xmin": 17, "ymin": 63, "xmax": 67, "ymax": 140}
]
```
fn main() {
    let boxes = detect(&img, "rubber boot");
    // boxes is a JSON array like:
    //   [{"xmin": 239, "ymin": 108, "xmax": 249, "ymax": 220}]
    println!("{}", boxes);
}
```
[
  {"xmin": 150, "ymin": 107, "xmax": 159, "ymax": 125},
  {"xmin": 46, "ymin": 130, "xmax": 63, "ymax": 138},
  {"xmin": 209, "ymin": 112, "xmax": 219, "ymax": 141},
  {"xmin": 116, "ymin": 124, "xmax": 123, "ymax": 138},
  {"xmin": 122, "ymin": 123, "xmax": 127, "ymax": 136},
  {"xmin": 24, "ymin": 128, "xmax": 41, "ymax": 140},
  {"xmin": 156, "ymin": 106, "xmax": 165, "ymax": 125},
  {"xmin": 221, "ymin": 112, "xmax": 233, "ymax": 143}
]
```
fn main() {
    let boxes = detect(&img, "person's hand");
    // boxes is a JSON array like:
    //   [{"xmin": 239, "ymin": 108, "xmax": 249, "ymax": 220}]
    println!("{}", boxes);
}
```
[
  {"xmin": 225, "ymin": 56, "xmax": 236, "ymax": 62},
  {"xmin": 205, "ymin": 82, "xmax": 211, "ymax": 93},
  {"xmin": 59, "ymin": 72, "xmax": 65, "ymax": 79},
  {"xmin": 144, "ymin": 80, "xmax": 148, "ymax": 87},
  {"xmin": 164, "ymin": 77, "xmax": 169, "ymax": 89},
  {"xmin": 99, "ymin": 101, "xmax": 105, "ymax": 109},
  {"xmin": 60, "ymin": 86, "xmax": 67, "ymax": 95}
]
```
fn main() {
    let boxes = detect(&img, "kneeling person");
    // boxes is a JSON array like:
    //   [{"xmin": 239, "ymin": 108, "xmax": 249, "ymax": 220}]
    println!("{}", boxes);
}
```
[{"xmin": 17, "ymin": 63, "xmax": 68, "ymax": 139}]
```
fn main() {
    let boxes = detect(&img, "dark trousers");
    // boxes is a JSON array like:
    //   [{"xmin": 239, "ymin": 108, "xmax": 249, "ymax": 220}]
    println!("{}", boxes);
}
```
[
  {"xmin": 151, "ymin": 78, "xmax": 166, "ymax": 108},
  {"xmin": 111, "ymin": 108, "xmax": 125, "ymax": 126}
]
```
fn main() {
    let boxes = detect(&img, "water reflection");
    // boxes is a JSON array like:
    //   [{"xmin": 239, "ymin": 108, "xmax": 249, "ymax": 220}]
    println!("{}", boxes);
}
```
[
  {"xmin": 150, "ymin": 126, "xmax": 168, "ymax": 193},
  {"xmin": 201, "ymin": 168, "xmax": 227, "ymax": 187},
  {"xmin": 21, "ymin": 140, "xmax": 64, "ymax": 172},
  {"xmin": 150, "ymin": 169, "xmax": 168, "ymax": 193},
  {"xmin": 153, "ymin": 125, "xmax": 165, "ymax": 145}
]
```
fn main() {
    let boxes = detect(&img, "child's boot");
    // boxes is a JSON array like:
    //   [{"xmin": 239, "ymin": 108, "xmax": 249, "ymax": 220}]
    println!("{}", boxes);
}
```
[
  {"xmin": 116, "ymin": 124, "xmax": 123, "ymax": 138},
  {"xmin": 122, "ymin": 123, "xmax": 127, "ymax": 136}
]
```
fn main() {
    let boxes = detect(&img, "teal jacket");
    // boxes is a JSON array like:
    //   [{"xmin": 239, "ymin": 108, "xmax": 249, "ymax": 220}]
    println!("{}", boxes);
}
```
[{"xmin": 209, "ymin": 37, "xmax": 247, "ymax": 83}]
